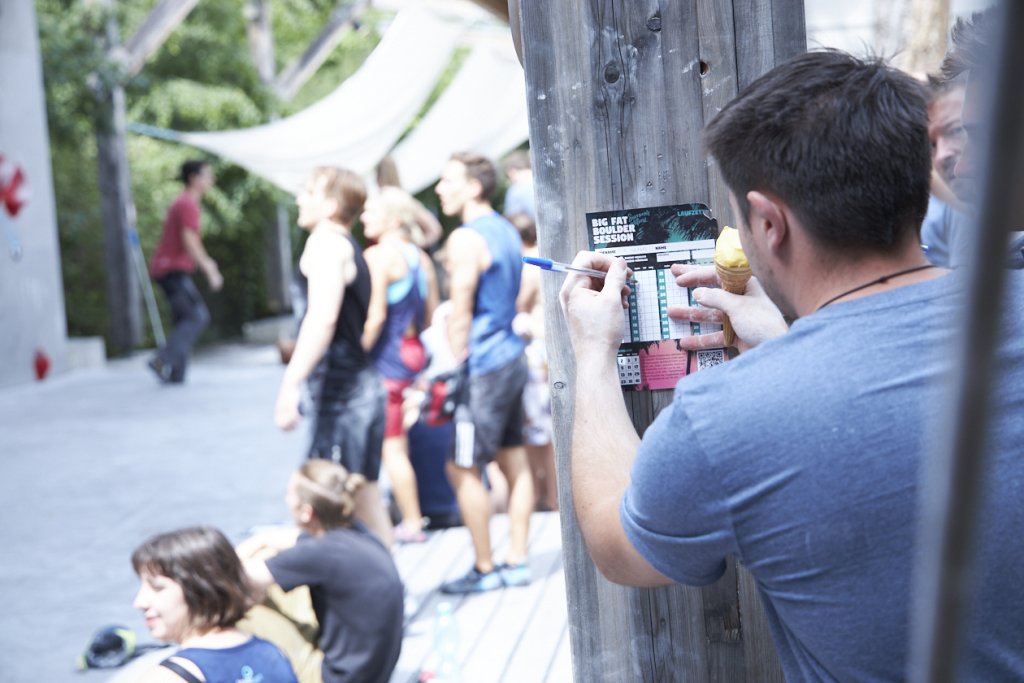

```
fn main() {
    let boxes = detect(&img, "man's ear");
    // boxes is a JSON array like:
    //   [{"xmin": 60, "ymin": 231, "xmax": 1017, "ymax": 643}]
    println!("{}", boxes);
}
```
[
  {"xmin": 298, "ymin": 503, "xmax": 315, "ymax": 526},
  {"xmin": 746, "ymin": 191, "xmax": 788, "ymax": 252},
  {"xmin": 325, "ymin": 197, "xmax": 342, "ymax": 222}
]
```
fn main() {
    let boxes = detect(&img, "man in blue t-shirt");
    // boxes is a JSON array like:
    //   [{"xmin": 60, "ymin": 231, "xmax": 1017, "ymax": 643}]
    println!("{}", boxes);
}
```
[
  {"xmin": 560, "ymin": 50, "xmax": 1024, "ymax": 681},
  {"xmin": 434, "ymin": 152, "xmax": 533, "ymax": 594}
]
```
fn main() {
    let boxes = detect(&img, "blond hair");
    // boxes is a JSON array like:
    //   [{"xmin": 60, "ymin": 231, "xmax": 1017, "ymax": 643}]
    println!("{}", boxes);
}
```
[
  {"xmin": 310, "ymin": 166, "xmax": 367, "ymax": 227},
  {"xmin": 371, "ymin": 187, "xmax": 423, "ymax": 244},
  {"xmin": 295, "ymin": 460, "xmax": 367, "ymax": 529}
]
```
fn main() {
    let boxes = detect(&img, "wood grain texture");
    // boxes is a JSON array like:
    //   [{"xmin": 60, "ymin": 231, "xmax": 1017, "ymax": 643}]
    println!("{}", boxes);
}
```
[{"xmin": 521, "ymin": 1, "xmax": 804, "ymax": 681}]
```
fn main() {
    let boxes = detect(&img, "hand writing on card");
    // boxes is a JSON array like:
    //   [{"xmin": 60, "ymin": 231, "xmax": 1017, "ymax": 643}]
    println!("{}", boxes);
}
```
[
  {"xmin": 667, "ymin": 264, "xmax": 788, "ymax": 353},
  {"xmin": 558, "ymin": 252, "xmax": 632, "ymax": 358}
]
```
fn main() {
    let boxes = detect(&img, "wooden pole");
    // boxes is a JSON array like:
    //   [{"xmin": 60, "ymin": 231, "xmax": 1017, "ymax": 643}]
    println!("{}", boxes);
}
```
[
  {"xmin": 90, "ymin": 1, "xmax": 143, "ymax": 353},
  {"xmin": 518, "ymin": 1, "xmax": 803, "ymax": 679},
  {"xmin": 121, "ymin": 0, "xmax": 202, "ymax": 77},
  {"xmin": 243, "ymin": 0, "xmax": 293, "ymax": 314},
  {"xmin": 900, "ymin": 0, "xmax": 950, "ymax": 75},
  {"xmin": 86, "ymin": 0, "xmax": 202, "ymax": 352},
  {"xmin": 909, "ymin": 4, "xmax": 1024, "ymax": 680},
  {"xmin": 273, "ymin": 0, "xmax": 369, "ymax": 101}
]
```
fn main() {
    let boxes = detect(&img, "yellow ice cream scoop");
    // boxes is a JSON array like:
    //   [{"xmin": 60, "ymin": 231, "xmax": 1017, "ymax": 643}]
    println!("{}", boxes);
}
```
[
  {"xmin": 712, "ymin": 226, "xmax": 751, "ymax": 347},
  {"xmin": 714, "ymin": 226, "xmax": 749, "ymax": 269}
]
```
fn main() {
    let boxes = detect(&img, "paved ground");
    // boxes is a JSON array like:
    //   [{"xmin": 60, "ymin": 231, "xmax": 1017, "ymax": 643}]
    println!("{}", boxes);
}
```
[{"xmin": 0, "ymin": 344, "xmax": 303, "ymax": 682}]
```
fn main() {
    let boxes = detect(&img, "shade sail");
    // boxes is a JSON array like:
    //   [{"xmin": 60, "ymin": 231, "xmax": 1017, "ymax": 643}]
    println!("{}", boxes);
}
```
[
  {"xmin": 389, "ymin": 38, "xmax": 529, "ymax": 194},
  {"xmin": 177, "ymin": 8, "xmax": 463, "ymax": 194}
]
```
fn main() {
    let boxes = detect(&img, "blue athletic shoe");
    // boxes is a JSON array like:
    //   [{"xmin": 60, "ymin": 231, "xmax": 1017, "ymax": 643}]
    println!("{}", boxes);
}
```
[
  {"xmin": 440, "ymin": 566, "xmax": 503, "ymax": 594},
  {"xmin": 498, "ymin": 562, "xmax": 531, "ymax": 588}
]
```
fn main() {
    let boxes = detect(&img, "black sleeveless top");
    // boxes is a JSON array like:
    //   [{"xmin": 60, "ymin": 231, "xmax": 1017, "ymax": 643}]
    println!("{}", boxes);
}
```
[{"xmin": 296, "ymin": 233, "xmax": 372, "ymax": 397}]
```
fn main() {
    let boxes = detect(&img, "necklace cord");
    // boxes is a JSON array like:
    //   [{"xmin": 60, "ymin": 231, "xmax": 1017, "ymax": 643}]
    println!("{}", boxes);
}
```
[{"xmin": 816, "ymin": 264, "xmax": 937, "ymax": 311}]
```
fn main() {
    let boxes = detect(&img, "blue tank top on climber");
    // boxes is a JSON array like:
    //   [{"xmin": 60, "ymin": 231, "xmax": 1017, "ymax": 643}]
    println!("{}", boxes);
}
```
[
  {"xmin": 371, "ymin": 243, "xmax": 428, "ymax": 381},
  {"xmin": 466, "ymin": 212, "xmax": 525, "ymax": 376}
]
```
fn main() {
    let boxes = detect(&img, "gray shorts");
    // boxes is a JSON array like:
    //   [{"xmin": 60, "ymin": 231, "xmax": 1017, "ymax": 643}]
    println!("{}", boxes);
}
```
[
  {"xmin": 308, "ymin": 366, "xmax": 386, "ymax": 480},
  {"xmin": 451, "ymin": 354, "xmax": 528, "ymax": 469}
]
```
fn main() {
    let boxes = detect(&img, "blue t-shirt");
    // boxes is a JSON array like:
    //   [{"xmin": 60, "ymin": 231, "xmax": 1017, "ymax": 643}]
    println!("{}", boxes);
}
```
[
  {"xmin": 921, "ymin": 196, "xmax": 972, "ymax": 269},
  {"xmin": 503, "ymin": 179, "xmax": 536, "ymax": 220},
  {"xmin": 622, "ymin": 271, "xmax": 1024, "ymax": 681},
  {"xmin": 464, "ymin": 212, "xmax": 526, "ymax": 376},
  {"xmin": 171, "ymin": 636, "xmax": 297, "ymax": 683},
  {"xmin": 921, "ymin": 195, "xmax": 1024, "ymax": 269}
]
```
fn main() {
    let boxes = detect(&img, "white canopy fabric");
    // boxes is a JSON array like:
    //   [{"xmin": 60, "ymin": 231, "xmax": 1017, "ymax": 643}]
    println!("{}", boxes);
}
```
[
  {"xmin": 178, "ymin": 8, "xmax": 463, "ymax": 194},
  {"xmin": 389, "ymin": 38, "xmax": 529, "ymax": 194}
]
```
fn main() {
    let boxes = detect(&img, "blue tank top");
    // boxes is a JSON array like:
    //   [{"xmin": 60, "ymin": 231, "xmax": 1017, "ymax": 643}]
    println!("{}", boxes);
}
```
[
  {"xmin": 170, "ymin": 636, "xmax": 298, "ymax": 683},
  {"xmin": 370, "ymin": 243, "xmax": 428, "ymax": 381},
  {"xmin": 465, "ymin": 212, "xmax": 525, "ymax": 375}
]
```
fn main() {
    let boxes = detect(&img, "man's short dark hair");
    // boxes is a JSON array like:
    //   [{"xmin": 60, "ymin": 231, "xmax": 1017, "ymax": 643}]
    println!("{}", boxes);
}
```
[
  {"xmin": 941, "ymin": 9, "xmax": 998, "ymax": 82},
  {"xmin": 179, "ymin": 160, "xmax": 209, "ymax": 186},
  {"xmin": 451, "ymin": 152, "xmax": 497, "ymax": 201},
  {"xmin": 503, "ymin": 150, "xmax": 531, "ymax": 174},
  {"xmin": 132, "ymin": 527, "xmax": 253, "ymax": 632},
  {"xmin": 704, "ymin": 50, "xmax": 931, "ymax": 253},
  {"xmin": 926, "ymin": 72, "xmax": 965, "ymax": 106},
  {"xmin": 508, "ymin": 212, "xmax": 537, "ymax": 246}
]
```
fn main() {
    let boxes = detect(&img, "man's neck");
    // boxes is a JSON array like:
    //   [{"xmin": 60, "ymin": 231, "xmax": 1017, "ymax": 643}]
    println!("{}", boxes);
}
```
[
  {"xmin": 185, "ymin": 185, "xmax": 204, "ymax": 201},
  {"xmin": 313, "ymin": 218, "xmax": 350, "ymax": 235},
  {"xmin": 799, "ymin": 249, "xmax": 940, "ymax": 315},
  {"xmin": 460, "ymin": 199, "xmax": 494, "ymax": 225}
]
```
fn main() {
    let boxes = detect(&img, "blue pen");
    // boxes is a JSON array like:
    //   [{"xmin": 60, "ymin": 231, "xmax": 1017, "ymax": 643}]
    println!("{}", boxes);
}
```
[{"xmin": 522, "ymin": 256, "xmax": 637, "ymax": 285}]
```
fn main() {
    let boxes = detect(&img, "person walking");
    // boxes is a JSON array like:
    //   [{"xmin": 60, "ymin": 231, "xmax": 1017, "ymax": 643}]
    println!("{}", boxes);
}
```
[{"xmin": 148, "ymin": 160, "xmax": 222, "ymax": 384}]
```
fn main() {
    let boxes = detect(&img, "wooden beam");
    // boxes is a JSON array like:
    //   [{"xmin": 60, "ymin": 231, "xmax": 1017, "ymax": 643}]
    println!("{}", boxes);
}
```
[
  {"xmin": 244, "ymin": 0, "xmax": 276, "ymax": 84},
  {"xmin": 521, "ymin": 1, "xmax": 803, "ymax": 680},
  {"xmin": 120, "ymin": 0, "xmax": 202, "ymax": 77},
  {"xmin": 273, "ymin": 0, "xmax": 369, "ymax": 101},
  {"xmin": 86, "ymin": 0, "xmax": 144, "ymax": 352}
]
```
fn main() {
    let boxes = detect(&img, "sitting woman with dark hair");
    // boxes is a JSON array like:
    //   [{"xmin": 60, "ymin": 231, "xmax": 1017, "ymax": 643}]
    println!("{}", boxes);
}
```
[
  {"xmin": 131, "ymin": 527, "xmax": 298, "ymax": 683},
  {"xmin": 238, "ymin": 460, "xmax": 404, "ymax": 683}
]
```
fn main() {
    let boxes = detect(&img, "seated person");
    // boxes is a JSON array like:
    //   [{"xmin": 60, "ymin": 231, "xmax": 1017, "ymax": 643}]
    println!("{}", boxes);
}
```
[
  {"xmin": 238, "ymin": 460, "xmax": 404, "ymax": 683},
  {"xmin": 131, "ymin": 526, "xmax": 298, "ymax": 683}
]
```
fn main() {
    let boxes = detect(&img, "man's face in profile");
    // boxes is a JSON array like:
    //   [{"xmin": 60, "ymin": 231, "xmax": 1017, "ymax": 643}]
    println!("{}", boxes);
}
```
[
  {"xmin": 928, "ymin": 85, "xmax": 970, "ymax": 200},
  {"xmin": 953, "ymin": 75, "xmax": 988, "ymax": 205}
]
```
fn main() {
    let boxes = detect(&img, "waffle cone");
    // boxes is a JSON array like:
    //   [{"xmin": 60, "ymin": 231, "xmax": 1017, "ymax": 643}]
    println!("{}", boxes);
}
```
[{"xmin": 714, "ymin": 262, "xmax": 751, "ymax": 346}]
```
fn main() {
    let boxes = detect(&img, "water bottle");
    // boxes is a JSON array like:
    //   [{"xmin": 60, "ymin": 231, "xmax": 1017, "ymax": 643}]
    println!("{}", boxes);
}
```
[{"xmin": 432, "ymin": 601, "xmax": 462, "ymax": 683}]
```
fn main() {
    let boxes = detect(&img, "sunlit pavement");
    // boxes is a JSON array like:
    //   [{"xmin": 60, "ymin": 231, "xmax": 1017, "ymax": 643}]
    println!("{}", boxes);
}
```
[{"xmin": 0, "ymin": 343, "xmax": 301, "ymax": 682}]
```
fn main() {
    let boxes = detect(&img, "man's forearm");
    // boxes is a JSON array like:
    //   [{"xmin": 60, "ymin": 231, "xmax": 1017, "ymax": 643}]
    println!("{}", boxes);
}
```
[
  {"xmin": 446, "ymin": 309, "xmax": 472, "ymax": 360},
  {"xmin": 571, "ymin": 353, "xmax": 642, "ymax": 563},
  {"xmin": 183, "ymin": 231, "xmax": 215, "ymax": 269}
]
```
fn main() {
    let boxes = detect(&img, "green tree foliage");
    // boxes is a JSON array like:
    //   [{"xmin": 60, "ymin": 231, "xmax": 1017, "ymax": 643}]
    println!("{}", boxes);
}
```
[{"xmin": 36, "ymin": 0, "xmax": 380, "ymax": 349}]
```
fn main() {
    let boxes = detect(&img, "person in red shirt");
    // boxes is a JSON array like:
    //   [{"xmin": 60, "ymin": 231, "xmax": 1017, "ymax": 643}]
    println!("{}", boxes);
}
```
[{"xmin": 148, "ymin": 160, "xmax": 223, "ymax": 383}]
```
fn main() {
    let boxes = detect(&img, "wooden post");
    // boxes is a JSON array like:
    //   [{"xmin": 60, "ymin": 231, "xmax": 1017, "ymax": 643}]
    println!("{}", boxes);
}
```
[
  {"xmin": 243, "ymin": 0, "xmax": 293, "ymax": 314},
  {"xmin": 85, "ymin": 0, "xmax": 202, "ymax": 352},
  {"xmin": 273, "ymin": 0, "xmax": 368, "ymax": 101},
  {"xmin": 91, "ymin": 2, "xmax": 142, "ymax": 353},
  {"xmin": 518, "ymin": 1, "xmax": 804, "ymax": 680},
  {"xmin": 121, "ymin": 0, "xmax": 202, "ymax": 77}
]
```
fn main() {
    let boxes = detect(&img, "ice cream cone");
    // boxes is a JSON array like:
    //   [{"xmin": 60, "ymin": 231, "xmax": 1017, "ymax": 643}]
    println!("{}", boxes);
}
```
[{"xmin": 714, "ymin": 262, "xmax": 752, "ymax": 346}]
